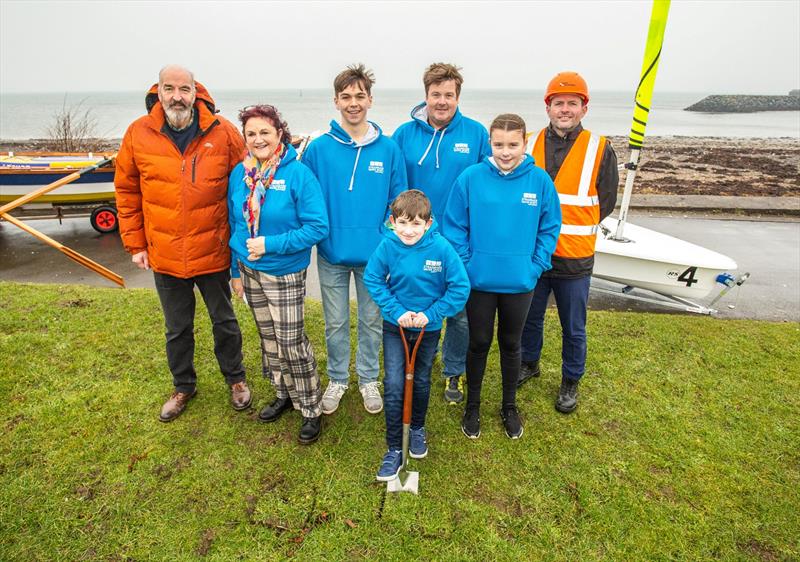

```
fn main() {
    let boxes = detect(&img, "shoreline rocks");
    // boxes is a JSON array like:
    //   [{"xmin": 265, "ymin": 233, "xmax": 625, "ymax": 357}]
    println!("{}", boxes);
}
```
[{"xmin": 685, "ymin": 94, "xmax": 800, "ymax": 113}]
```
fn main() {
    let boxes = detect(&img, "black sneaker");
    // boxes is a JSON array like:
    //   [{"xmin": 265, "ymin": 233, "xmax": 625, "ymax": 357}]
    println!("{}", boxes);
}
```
[
  {"xmin": 500, "ymin": 406, "xmax": 524, "ymax": 439},
  {"xmin": 517, "ymin": 360, "xmax": 541, "ymax": 388},
  {"xmin": 444, "ymin": 375, "xmax": 464, "ymax": 405},
  {"xmin": 555, "ymin": 378, "xmax": 579, "ymax": 414},
  {"xmin": 461, "ymin": 406, "xmax": 481, "ymax": 439}
]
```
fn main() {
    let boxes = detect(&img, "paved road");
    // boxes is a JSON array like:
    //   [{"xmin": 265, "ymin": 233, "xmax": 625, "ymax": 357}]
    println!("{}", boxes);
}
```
[
  {"xmin": 1, "ymin": 211, "xmax": 797, "ymax": 321},
  {"xmin": 588, "ymin": 213, "xmax": 799, "ymax": 321}
]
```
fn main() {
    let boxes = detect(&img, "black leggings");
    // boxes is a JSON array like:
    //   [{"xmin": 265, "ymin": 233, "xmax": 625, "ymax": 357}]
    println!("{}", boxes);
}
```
[{"xmin": 465, "ymin": 289, "xmax": 534, "ymax": 409}]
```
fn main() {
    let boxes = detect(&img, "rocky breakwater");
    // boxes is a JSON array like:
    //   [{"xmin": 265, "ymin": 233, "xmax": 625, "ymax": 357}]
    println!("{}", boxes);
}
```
[{"xmin": 685, "ymin": 91, "xmax": 800, "ymax": 113}]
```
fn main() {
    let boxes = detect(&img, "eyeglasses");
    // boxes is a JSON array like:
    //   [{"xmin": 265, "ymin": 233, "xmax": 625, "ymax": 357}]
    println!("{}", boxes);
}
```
[{"xmin": 239, "ymin": 104, "xmax": 279, "ymax": 114}]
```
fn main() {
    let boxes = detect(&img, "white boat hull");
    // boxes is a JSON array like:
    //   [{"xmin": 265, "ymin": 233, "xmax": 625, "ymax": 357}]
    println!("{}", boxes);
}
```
[
  {"xmin": 0, "ymin": 180, "xmax": 115, "ymax": 204},
  {"xmin": 0, "ymin": 153, "xmax": 116, "ymax": 205},
  {"xmin": 594, "ymin": 217, "xmax": 738, "ymax": 300}
]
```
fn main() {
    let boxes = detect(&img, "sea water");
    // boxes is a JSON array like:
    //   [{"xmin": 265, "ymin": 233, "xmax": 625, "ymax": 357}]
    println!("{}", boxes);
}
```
[{"xmin": 1, "ymin": 89, "xmax": 798, "ymax": 140}]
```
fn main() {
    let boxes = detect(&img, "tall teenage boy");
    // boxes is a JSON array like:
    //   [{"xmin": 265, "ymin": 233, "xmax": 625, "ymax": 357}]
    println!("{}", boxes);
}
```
[
  {"xmin": 392, "ymin": 63, "xmax": 490, "ymax": 405},
  {"xmin": 303, "ymin": 64, "xmax": 407, "ymax": 416},
  {"xmin": 519, "ymin": 71, "xmax": 618, "ymax": 414}
]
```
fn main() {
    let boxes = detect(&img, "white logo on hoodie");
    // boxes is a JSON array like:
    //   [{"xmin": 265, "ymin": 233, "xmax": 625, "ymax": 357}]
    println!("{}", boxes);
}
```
[
  {"xmin": 521, "ymin": 192, "xmax": 538, "ymax": 206},
  {"xmin": 453, "ymin": 143, "xmax": 470, "ymax": 154},
  {"xmin": 423, "ymin": 259, "xmax": 442, "ymax": 273},
  {"xmin": 368, "ymin": 161, "xmax": 384, "ymax": 174},
  {"xmin": 270, "ymin": 179, "xmax": 287, "ymax": 191}
]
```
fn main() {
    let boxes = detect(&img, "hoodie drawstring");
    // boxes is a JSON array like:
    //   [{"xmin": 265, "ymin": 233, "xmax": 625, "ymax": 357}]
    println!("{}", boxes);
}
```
[
  {"xmin": 349, "ymin": 146, "xmax": 362, "ymax": 191},
  {"xmin": 434, "ymin": 128, "xmax": 446, "ymax": 169},
  {"xmin": 417, "ymin": 128, "xmax": 447, "ymax": 169},
  {"xmin": 417, "ymin": 130, "xmax": 437, "ymax": 167}
]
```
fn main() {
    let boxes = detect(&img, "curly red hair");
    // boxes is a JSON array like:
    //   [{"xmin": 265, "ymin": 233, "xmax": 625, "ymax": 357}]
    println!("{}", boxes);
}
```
[{"xmin": 238, "ymin": 105, "xmax": 292, "ymax": 145}]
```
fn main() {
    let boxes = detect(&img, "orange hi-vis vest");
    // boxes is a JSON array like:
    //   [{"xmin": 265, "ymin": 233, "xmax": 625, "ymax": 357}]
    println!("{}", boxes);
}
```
[{"xmin": 530, "ymin": 128, "xmax": 606, "ymax": 259}]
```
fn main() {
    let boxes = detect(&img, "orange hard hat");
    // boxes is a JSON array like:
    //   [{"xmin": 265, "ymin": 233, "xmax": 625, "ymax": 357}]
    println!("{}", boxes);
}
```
[{"xmin": 545, "ymin": 71, "xmax": 589, "ymax": 104}]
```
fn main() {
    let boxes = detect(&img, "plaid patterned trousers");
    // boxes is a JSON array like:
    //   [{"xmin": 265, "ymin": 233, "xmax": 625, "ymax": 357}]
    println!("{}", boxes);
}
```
[{"xmin": 240, "ymin": 264, "xmax": 322, "ymax": 417}]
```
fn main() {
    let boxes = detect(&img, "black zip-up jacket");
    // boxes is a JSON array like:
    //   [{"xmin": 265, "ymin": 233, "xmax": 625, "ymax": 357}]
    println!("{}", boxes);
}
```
[{"xmin": 540, "ymin": 124, "xmax": 619, "ymax": 278}]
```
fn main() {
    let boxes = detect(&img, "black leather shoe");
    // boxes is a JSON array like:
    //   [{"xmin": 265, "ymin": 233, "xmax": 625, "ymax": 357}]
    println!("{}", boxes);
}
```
[
  {"xmin": 517, "ymin": 360, "xmax": 541, "ymax": 388},
  {"xmin": 555, "ymin": 378, "xmax": 579, "ymax": 414},
  {"xmin": 298, "ymin": 416, "xmax": 322, "ymax": 445},
  {"xmin": 258, "ymin": 396, "xmax": 293, "ymax": 423}
]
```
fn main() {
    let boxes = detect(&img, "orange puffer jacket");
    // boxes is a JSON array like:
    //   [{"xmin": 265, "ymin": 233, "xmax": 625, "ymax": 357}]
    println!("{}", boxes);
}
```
[{"xmin": 114, "ymin": 82, "xmax": 245, "ymax": 278}]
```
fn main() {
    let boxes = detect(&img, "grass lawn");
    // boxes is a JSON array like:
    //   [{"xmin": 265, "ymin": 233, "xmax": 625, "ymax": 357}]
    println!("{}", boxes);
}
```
[{"xmin": 0, "ymin": 281, "xmax": 798, "ymax": 561}]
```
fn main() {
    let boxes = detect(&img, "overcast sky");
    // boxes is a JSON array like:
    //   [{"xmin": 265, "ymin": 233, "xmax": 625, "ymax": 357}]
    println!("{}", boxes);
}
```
[{"xmin": 1, "ymin": 0, "xmax": 798, "ymax": 94}]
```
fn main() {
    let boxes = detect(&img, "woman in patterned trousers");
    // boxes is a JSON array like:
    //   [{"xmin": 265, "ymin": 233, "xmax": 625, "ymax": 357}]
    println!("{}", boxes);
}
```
[{"xmin": 228, "ymin": 104, "xmax": 329, "ymax": 444}]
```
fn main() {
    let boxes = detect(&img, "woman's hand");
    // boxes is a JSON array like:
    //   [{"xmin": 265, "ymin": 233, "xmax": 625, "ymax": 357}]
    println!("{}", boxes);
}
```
[
  {"xmin": 412, "ymin": 312, "xmax": 429, "ymax": 328},
  {"xmin": 246, "ymin": 236, "xmax": 266, "ymax": 261},
  {"xmin": 231, "ymin": 277, "xmax": 245, "ymax": 299}
]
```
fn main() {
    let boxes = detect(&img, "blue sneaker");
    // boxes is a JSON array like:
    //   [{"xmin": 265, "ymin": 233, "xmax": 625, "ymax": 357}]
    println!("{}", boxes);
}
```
[
  {"xmin": 376, "ymin": 449, "xmax": 402, "ymax": 482},
  {"xmin": 409, "ymin": 426, "xmax": 428, "ymax": 459}
]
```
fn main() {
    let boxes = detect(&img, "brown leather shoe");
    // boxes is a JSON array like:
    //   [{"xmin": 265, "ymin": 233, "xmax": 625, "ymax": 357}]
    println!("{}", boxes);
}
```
[
  {"xmin": 230, "ymin": 381, "xmax": 252, "ymax": 411},
  {"xmin": 159, "ymin": 390, "xmax": 197, "ymax": 422}
]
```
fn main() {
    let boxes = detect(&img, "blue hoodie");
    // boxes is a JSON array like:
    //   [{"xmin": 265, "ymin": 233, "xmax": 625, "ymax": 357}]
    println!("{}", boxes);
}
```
[
  {"xmin": 442, "ymin": 154, "xmax": 562, "ymax": 293},
  {"xmin": 303, "ymin": 120, "xmax": 407, "ymax": 266},
  {"xmin": 363, "ymin": 220, "xmax": 470, "ymax": 331},
  {"xmin": 392, "ymin": 104, "xmax": 490, "ymax": 221},
  {"xmin": 228, "ymin": 144, "xmax": 329, "ymax": 278}
]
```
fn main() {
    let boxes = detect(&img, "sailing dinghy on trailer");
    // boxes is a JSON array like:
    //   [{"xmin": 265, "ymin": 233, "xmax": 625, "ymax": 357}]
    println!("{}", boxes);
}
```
[{"xmin": 591, "ymin": 0, "xmax": 748, "ymax": 314}]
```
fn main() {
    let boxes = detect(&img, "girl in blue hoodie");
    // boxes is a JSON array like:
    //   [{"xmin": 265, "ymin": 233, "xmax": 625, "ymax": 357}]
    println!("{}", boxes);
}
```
[
  {"xmin": 228, "ymin": 105, "xmax": 329, "ymax": 445},
  {"xmin": 442, "ymin": 114, "xmax": 561, "ymax": 441}
]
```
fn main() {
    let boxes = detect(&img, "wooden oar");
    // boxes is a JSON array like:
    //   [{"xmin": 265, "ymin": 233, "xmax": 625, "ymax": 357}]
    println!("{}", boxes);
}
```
[
  {"xmin": 0, "ymin": 211, "xmax": 125, "ymax": 287},
  {"xmin": 0, "ymin": 153, "xmax": 117, "ymax": 214}
]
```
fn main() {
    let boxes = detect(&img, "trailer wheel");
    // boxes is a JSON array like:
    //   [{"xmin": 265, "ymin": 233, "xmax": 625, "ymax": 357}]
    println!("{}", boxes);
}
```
[{"xmin": 90, "ymin": 205, "xmax": 118, "ymax": 233}]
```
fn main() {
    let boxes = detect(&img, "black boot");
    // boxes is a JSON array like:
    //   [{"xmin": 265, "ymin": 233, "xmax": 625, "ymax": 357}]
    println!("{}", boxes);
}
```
[
  {"xmin": 298, "ymin": 416, "xmax": 322, "ymax": 444},
  {"xmin": 517, "ymin": 360, "xmax": 541, "ymax": 388},
  {"xmin": 555, "ymin": 378, "xmax": 579, "ymax": 414},
  {"xmin": 258, "ymin": 396, "xmax": 293, "ymax": 423}
]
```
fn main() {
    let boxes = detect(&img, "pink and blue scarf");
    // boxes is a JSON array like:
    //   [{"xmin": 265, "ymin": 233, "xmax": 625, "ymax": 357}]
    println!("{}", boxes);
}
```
[{"xmin": 242, "ymin": 143, "xmax": 286, "ymax": 238}]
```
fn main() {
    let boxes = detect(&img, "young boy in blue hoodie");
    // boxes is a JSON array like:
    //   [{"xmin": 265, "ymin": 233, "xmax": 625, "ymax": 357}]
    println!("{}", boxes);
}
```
[
  {"xmin": 303, "ymin": 64, "xmax": 407, "ymax": 417},
  {"xmin": 364, "ymin": 190, "xmax": 470, "ymax": 481},
  {"xmin": 392, "ymin": 63, "xmax": 491, "ymax": 405},
  {"xmin": 442, "ymin": 114, "xmax": 561, "ymax": 441}
]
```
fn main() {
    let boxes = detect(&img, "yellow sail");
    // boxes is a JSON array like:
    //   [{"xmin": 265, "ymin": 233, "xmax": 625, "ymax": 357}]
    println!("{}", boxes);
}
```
[{"xmin": 629, "ymin": 0, "xmax": 671, "ymax": 148}]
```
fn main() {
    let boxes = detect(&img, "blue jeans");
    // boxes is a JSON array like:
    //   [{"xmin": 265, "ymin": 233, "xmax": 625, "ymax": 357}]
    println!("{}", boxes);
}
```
[
  {"xmin": 441, "ymin": 308, "xmax": 468, "ymax": 378},
  {"xmin": 317, "ymin": 255, "xmax": 382, "ymax": 385},
  {"xmin": 382, "ymin": 321, "xmax": 441, "ymax": 450},
  {"xmin": 521, "ymin": 274, "xmax": 590, "ymax": 381}
]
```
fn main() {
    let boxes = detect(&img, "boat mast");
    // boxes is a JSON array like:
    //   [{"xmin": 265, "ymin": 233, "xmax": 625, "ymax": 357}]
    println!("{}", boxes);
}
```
[{"xmin": 613, "ymin": 0, "xmax": 671, "ymax": 241}]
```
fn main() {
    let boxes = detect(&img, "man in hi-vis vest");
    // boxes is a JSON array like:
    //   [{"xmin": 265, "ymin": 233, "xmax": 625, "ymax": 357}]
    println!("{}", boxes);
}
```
[{"xmin": 518, "ymin": 71, "xmax": 618, "ymax": 414}]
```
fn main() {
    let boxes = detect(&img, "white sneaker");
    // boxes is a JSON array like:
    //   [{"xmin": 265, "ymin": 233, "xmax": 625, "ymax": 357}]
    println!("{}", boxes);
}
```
[
  {"xmin": 321, "ymin": 382, "xmax": 348, "ymax": 415},
  {"xmin": 359, "ymin": 381, "xmax": 383, "ymax": 414}
]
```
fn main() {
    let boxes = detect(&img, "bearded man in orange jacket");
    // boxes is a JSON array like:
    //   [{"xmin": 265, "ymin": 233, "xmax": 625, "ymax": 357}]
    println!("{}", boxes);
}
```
[{"xmin": 115, "ymin": 65, "xmax": 251, "ymax": 422}]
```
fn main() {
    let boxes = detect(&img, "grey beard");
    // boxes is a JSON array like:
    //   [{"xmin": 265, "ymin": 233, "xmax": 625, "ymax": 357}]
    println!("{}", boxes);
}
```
[{"xmin": 164, "ymin": 105, "xmax": 193, "ymax": 130}]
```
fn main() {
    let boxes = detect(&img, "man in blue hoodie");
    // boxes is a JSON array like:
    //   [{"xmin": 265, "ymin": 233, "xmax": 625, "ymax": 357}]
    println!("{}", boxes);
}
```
[
  {"xmin": 392, "ymin": 63, "xmax": 491, "ymax": 405},
  {"xmin": 303, "ymin": 64, "xmax": 408, "ymax": 416},
  {"xmin": 364, "ymin": 190, "xmax": 469, "ymax": 480}
]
